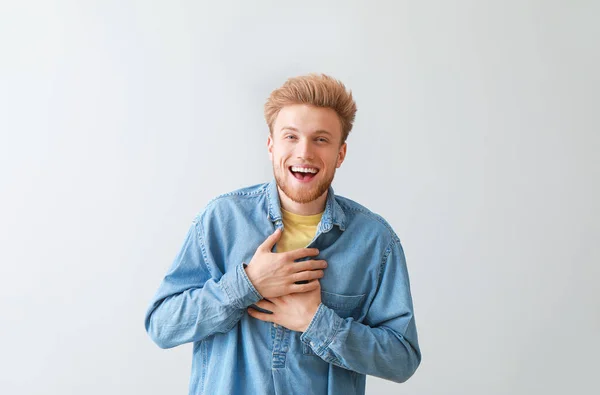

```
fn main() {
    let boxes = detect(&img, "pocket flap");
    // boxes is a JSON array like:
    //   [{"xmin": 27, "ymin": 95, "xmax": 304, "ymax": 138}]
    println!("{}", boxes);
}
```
[{"xmin": 321, "ymin": 290, "xmax": 364, "ymax": 311}]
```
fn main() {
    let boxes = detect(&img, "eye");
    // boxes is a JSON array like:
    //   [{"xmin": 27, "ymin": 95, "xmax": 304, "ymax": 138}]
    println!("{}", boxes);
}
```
[
  {"xmin": 285, "ymin": 135, "xmax": 297, "ymax": 140},
  {"xmin": 316, "ymin": 137, "xmax": 328, "ymax": 143}
]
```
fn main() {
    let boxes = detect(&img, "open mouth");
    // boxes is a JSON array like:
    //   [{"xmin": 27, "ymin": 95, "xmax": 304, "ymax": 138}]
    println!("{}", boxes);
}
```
[{"xmin": 289, "ymin": 166, "xmax": 319, "ymax": 182}]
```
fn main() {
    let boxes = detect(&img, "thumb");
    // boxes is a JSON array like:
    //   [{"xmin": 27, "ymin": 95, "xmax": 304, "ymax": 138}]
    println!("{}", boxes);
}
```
[{"xmin": 261, "ymin": 227, "xmax": 282, "ymax": 251}]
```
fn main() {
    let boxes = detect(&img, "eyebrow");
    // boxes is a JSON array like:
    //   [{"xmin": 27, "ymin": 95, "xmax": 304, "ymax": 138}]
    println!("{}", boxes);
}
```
[{"xmin": 280, "ymin": 127, "xmax": 333, "ymax": 137}]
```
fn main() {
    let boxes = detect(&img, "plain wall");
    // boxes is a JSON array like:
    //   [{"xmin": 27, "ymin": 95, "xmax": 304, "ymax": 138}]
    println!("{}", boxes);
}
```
[{"xmin": 1, "ymin": 1, "xmax": 598, "ymax": 394}]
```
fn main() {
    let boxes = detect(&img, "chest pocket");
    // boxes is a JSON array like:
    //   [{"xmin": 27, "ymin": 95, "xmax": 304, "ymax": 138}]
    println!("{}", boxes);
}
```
[{"xmin": 302, "ymin": 290, "xmax": 365, "ymax": 356}]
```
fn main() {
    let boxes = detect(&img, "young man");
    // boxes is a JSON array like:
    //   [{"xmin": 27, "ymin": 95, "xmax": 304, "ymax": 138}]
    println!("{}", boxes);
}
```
[{"xmin": 145, "ymin": 74, "xmax": 421, "ymax": 395}]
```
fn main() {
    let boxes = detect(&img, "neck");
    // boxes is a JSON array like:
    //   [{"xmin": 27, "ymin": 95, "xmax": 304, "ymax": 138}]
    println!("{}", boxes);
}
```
[{"xmin": 277, "ymin": 187, "xmax": 327, "ymax": 216}]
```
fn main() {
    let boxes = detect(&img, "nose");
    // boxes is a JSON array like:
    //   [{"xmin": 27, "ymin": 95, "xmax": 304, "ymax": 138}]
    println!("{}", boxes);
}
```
[{"xmin": 296, "ymin": 138, "xmax": 314, "ymax": 160}]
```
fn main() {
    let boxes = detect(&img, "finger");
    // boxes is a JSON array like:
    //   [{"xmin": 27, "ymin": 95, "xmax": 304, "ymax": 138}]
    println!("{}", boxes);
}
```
[
  {"xmin": 292, "ymin": 269, "xmax": 324, "ymax": 283},
  {"xmin": 249, "ymin": 303, "xmax": 273, "ymax": 314},
  {"xmin": 254, "ymin": 299, "xmax": 276, "ymax": 311},
  {"xmin": 247, "ymin": 308, "xmax": 275, "ymax": 322},
  {"xmin": 286, "ymin": 247, "xmax": 320, "ymax": 261},
  {"xmin": 259, "ymin": 228, "xmax": 283, "ymax": 252},
  {"xmin": 292, "ymin": 259, "xmax": 328, "ymax": 272},
  {"xmin": 290, "ymin": 279, "xmax": 321, "ymax": 293}
]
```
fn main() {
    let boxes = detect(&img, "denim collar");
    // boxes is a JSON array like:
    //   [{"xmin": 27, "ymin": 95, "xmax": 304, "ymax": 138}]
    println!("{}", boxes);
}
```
[{"xmin": 266, "ymin": 179, "xmax": 347, "ymax": 232}]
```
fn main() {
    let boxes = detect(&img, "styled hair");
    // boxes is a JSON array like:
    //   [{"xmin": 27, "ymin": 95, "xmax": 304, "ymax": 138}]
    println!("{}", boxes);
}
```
[{"xmin": 264, "ymin": 73, "xmax": 357, "ymax": 144}]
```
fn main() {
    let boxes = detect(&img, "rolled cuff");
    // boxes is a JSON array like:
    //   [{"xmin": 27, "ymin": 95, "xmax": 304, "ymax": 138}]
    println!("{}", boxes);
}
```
[
  {"xmin": 300, "ymin": 303, "xmax": 344, "ymax": 355},
  {"xmin": 220, "ymin": 263, "xmax": 262, "ymax": 309}
]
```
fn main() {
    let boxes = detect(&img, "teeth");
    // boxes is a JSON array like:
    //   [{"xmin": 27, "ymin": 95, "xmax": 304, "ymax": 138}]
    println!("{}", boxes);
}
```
[{"xmin": 291, "ymin": 166, "xmax": 318, "ymax": 174}]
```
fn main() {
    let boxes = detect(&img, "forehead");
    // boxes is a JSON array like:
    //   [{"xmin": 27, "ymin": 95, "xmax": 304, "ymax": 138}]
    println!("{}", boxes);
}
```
[{"xmin": 273, "ymin": 104, "xmax": 342, "ymax": 137}]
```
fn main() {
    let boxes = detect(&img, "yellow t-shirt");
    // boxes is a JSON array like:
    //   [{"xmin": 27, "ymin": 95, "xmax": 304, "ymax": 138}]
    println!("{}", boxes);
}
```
[{"xmin": 276, "ymin": 208, "xmax": 323, "ymax": 253}]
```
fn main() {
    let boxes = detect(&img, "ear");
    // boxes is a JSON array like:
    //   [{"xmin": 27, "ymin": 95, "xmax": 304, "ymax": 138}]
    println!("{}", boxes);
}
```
[
  {"xmin": 336, "ymin": 142, "xmax": 347, "ymax": 168},
  {"xmin": 267, "ymin": 134, "xmax": 273, "ymax": 161}
]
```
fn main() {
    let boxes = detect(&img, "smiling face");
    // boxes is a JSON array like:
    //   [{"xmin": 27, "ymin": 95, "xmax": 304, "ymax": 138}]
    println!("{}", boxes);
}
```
[{"xmin": 267, "ymin": 104, "xmax": 347, "ymax": 207}]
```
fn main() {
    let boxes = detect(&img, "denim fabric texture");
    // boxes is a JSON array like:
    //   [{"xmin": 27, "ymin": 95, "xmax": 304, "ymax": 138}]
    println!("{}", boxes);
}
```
[{"xmin": 145, "ymin": 179, "xmax": 421, "ymax": 395}]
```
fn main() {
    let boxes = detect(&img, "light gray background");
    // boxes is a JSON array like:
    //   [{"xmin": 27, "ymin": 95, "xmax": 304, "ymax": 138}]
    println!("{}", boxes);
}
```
[{"xmin": 1, "ymin": 1, "xmax": 598, "ymax": 394}]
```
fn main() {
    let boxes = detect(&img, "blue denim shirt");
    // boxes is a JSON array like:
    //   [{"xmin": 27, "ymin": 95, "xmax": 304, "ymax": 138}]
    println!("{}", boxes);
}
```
[{"xmin": 145, "ymin": 180, "xmax": 421, "ymax": 395}]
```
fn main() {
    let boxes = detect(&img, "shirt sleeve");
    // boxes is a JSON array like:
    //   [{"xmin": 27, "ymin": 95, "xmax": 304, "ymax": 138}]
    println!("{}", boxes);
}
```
[
  {"xmin": 144, "ymin": 215, "xmax": 262, "ymax": 349},
  {"xmin": 300, "ymin": 237, "xmax": 421, "ymax": 383}
]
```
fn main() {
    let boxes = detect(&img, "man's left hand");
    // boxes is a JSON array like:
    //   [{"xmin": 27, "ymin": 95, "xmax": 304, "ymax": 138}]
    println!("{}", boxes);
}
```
[{"xmin": 248, "ymin": 280, "xmax": 322, "ymax": 332}]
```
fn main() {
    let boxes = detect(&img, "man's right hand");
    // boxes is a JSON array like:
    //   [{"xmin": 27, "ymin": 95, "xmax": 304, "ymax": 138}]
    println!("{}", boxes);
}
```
[{"xmin": 244, "ymin": 228, "xmax": 327, "ymax": 299}]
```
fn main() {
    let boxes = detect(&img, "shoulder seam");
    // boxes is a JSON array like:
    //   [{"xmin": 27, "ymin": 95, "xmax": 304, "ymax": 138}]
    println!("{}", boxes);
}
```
[
  {"xmin": 194, "ymin": 184, "xmax": 268, "ymax": 220},
  {"xmin": 336, "ymin": 198, "xmax": 400, "ymax": 240},
  {"xmin": 207, "ymin": 184, "xmax": 267, "ymax": 204}
]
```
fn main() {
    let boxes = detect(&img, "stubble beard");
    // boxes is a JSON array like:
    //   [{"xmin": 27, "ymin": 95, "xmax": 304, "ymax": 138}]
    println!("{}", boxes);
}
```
[{"xmin": 273, "ymin": 164, "xmax": 335, "ymax": 204}]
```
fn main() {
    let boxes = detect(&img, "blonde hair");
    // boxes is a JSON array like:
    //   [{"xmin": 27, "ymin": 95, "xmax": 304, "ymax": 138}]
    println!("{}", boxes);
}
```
[{"xmin": 264, "ymin": 73, "xmax": 357, "ymax": 144}]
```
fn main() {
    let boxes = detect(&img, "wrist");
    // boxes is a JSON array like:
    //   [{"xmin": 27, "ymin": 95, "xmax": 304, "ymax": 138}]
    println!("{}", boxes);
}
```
[
  {"xmin": 301, "ymin": 303, "xmax": 321, "ymax": 332},
  {"xmin": 243, "ymin": 264, "xmax": 262, "ymax": 295},
  {"xmin": 243, "ymin": 263, "xmax": 254, "ymax": 282}
]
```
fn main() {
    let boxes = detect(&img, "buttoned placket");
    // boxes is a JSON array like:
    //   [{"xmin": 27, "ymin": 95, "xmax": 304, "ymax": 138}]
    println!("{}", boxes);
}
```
[{"xmin": 269, "ymin": 216, "xmax": 334, "ymax": 370}]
